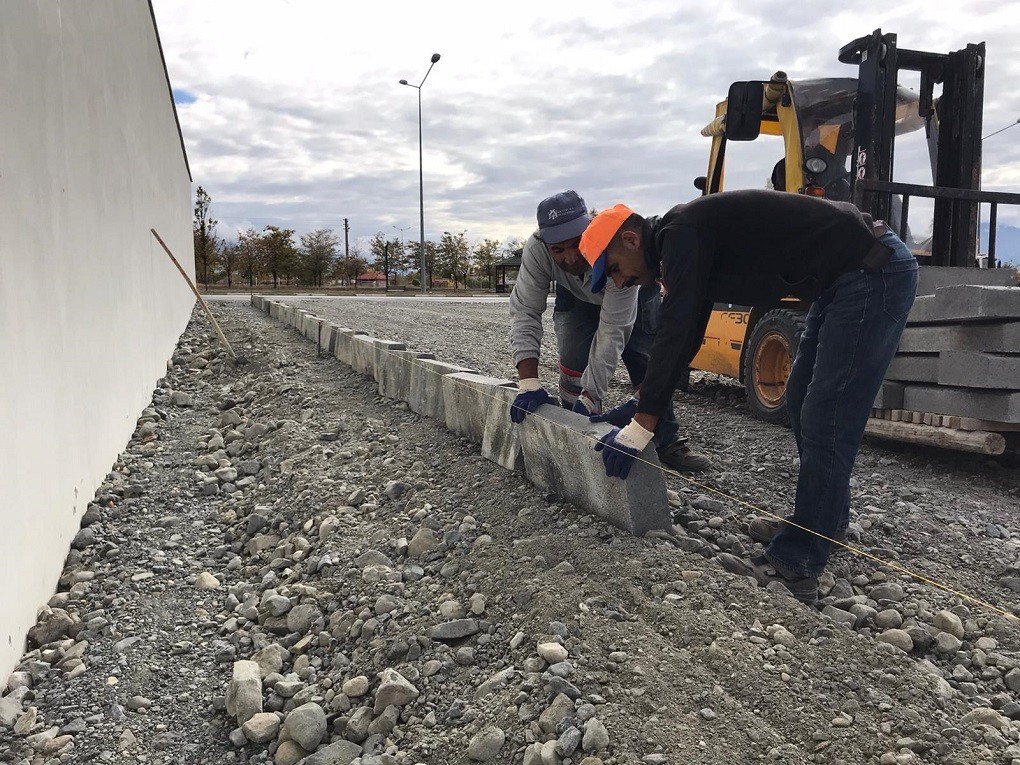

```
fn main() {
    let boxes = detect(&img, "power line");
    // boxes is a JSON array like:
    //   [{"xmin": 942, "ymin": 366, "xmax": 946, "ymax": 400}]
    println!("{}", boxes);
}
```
[{"xmin": 982, "ymin": 117, "xmax": 1020, "ymax": 141}]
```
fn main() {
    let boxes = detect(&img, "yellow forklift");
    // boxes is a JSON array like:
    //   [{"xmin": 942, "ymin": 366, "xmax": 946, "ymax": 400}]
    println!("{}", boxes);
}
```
[{"xmin": 688, "ymin": 29, "xmax": 1020, "ymax": 428}]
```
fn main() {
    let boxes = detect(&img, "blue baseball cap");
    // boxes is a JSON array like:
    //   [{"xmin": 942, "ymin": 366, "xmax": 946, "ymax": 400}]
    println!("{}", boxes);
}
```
[{"xmin": 536, "ymin": 190, "xmax": 590, "ymax": 244}]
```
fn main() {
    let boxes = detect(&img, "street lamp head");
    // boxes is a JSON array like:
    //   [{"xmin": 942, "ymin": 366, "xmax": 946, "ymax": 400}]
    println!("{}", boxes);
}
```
[
  {"xmin": 431, "ymin": 53, "xmax": 441, "ymax": 63},
  {"xmin": 399, "ymin": 79, "xmax": 409, "ymax": 85}
]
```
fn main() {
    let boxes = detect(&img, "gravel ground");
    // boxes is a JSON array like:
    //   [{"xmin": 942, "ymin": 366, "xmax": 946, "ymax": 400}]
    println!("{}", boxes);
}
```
[{"xmin": 2, "ymin": 299, "xmax": 1019, "ymax": 765}]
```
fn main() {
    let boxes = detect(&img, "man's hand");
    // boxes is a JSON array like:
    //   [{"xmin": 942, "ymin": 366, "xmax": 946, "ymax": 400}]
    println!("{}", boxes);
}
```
[
  {"xmin": 510, "ymin": 378, "xmax": 552, "ymax": 424},
  {"xmin": 589, "ymin": 397, "xmax": 639, "ymax": 428},
  {"xmin": 571, "ymin": 392, "xmax": 600, "ymax": 417},
  {"xmin": 593, "ymin": 420, "xmax": 654, "ymax": 479}
]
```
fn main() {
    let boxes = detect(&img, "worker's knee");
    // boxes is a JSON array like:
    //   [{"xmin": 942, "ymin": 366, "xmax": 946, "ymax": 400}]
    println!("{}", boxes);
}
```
[{"xmin": 558, "ymin": 361, "xmax": 583, "ymax": 407}]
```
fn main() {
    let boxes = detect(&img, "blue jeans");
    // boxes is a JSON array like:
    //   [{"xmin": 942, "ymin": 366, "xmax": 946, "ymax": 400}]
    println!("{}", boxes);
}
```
[
  {"xmin": 765, "ymin": 233, "xmax": 918, "ymax": 577},
  {"xmin": 553, "ymin": 284, "xmax": 681, "ymax": 450}
]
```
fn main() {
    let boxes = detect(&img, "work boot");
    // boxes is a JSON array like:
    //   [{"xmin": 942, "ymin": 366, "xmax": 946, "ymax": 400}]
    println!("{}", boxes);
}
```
[
  {"xmin": 656, "ymin": 439, "xmax": 711, "ymax": 473},
  {"xmin": 718, "ymin": 553, "xmax": 819, "ymax": 603},
  {"xmin": 747, "ymin": 516, "xmax": 848, "ymax": 544}
]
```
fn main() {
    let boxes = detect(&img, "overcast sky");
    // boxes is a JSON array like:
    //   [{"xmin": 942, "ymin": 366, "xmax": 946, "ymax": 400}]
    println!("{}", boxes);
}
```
[{"xmin": 153, "ymin": 0, "xmax": 1020, "ymax": 253}]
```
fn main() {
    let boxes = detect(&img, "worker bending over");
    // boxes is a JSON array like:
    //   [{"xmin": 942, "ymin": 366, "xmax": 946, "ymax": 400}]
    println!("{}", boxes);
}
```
[
  {"xmin": 579, "ymin": 189, "xmax": 917, "ymax": 601},
  {"xmin": 508, "ymin": 190, "xmax": 710, "ymax": 473}
]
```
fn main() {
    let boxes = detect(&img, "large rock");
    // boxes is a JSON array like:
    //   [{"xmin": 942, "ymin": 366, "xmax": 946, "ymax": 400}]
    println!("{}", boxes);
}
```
[
  {"xmin": 519, "ymin": 404, "xmax": 672, "ymax": 536},
  {"xmin": 582, "ymin": 718, "xmax": 610, "ymax": 753},
  {"xmin": 0, "ymin": 695, "xmax": 21, "ymax": 727},
  {"xmin": 251, "ymin": 644, "xmax": 289, "ymax": 678},
  {"xmin": 225, "ymin": 660, "xmax": 263, "ymax": 724},
  {"xmin": 427, "ymin": 619, "xmax": 479, "ymax": 641},
  {"xmin": 539, "ymin": 693, "xmax": 575, "ymax": 734},
  {"xmin": 281, "ymin": 702, "xmax": 326, "ymax": 751},
  {"xmin": 275, "ymin": 740, "xmax": 309, "ymax": 765},
  {"xmin": 407, "ymin": 527, "xmax": 441, "ymax": 557},
  {"xmin": 299, "ymin": 740, "xmax": 363, "ymax": 765},
  {"xmin": 373, "ymin": 669, "xmax": 419, "ymax": 713},
  {"xmin": 241, "ymin": 712, "xmax": 280, "ymax": 744},
  {"xmin": 28, "ymin": 608, "xmax": 75, "ymax": 647},
  {"xmin": 467, "ymin": 726, "xmax": 506, "ymax": 761}
]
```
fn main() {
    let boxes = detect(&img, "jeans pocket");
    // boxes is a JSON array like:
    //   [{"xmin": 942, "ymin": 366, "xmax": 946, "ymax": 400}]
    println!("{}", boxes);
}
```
[
  {"xmin": 554, "ymin": 284, "xmax": 576, "ymax": 312},
  {"xmin": 882, "ymin": 263, "xmax": 918, "ymax": 323}
]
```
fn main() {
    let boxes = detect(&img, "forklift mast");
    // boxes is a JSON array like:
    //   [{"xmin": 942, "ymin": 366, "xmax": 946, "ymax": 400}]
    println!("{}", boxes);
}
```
[{"xmin": 839, "ymin": 29, "xmax": 986, "ymax": 267}]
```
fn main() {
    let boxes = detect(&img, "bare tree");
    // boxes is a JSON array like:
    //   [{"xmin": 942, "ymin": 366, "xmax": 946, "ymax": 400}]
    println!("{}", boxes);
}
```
[
  {"xmin": 192, "ymin": 187, "xmax": 218, "ymax": 287},
  {"xmin": 221, "ymin": 240, "xmax": 239, "ymax": 287},
  {"xmin": 238, "ymin": 227, "xmax": 262, "ymax": 287}
]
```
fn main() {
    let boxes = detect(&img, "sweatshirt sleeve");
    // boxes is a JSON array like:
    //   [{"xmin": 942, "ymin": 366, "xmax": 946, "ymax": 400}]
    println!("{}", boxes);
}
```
[
  {"xmin": 579, "ymin": 281, "xmax": 638, "ymax": 403},
  {"xmin": 637, "ymin": 224, "xmax": 714, "ymax": 418},
  {"xmin": 509, "ymin": 236, "xmax": 554, "ymax": 367}
]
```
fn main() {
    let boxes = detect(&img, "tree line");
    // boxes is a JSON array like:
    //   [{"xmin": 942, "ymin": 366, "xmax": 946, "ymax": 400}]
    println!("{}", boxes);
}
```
[{"xmin": 192, "ymin": 187, "xmax": 522, "ymax": 289}]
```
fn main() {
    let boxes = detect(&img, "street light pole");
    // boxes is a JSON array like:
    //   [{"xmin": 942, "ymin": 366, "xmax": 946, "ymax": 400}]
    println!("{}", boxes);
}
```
[{"xmin": 400, "ymin": 52, "xmax": 441, "ymax": 295}]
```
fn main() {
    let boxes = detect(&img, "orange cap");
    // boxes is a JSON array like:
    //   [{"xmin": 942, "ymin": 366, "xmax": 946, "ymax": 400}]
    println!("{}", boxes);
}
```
[{"xmin": 579, "ymin": 204, "xmax": 634, "ymax": 293}]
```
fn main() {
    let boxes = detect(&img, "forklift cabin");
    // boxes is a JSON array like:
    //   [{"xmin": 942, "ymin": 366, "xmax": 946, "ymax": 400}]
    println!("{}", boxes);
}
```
[
  {"xmin": 690, "ymin": 29, "xmax": 1020, "ymax": 426},
  {"xmin": 715, "ymin": 28, "xmax": 1020, "ymax": 266}
]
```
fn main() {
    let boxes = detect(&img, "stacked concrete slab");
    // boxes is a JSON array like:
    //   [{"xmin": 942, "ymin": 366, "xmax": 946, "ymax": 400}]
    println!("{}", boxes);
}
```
[
  {"xmin": 249, "ymin": 297, "xmax": 672, "ymax": 536},
  {"xmin": 876, "ymin": 282, "xmax": 1020, "ymax": 428}
]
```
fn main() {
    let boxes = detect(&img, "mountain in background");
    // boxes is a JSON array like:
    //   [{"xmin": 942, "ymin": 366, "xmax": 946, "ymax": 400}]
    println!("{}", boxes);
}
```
[{"xmin": 980, "ymin": 223, "xmax": 1020, "ymax": 266}]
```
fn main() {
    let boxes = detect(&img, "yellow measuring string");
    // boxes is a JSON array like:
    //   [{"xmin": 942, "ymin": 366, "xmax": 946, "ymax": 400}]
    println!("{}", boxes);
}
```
[{"xmin": 302, "ymin": 313, "xmax": 1017, "ymax": 621}]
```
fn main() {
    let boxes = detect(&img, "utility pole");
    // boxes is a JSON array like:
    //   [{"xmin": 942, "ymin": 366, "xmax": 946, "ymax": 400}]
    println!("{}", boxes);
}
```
[{"xmin": 343, "ymin": 218, "xmax": 350, "ymax": 285}]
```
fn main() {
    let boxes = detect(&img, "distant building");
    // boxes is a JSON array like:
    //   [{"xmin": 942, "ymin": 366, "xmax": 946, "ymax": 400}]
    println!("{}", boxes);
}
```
[
  {"xmin": 356, "ymin": 270, "xmax": 386, "ymax": 287},
  {"xmin": 493, "ymin": 249, "xmax": 523, "ymax": 293}
]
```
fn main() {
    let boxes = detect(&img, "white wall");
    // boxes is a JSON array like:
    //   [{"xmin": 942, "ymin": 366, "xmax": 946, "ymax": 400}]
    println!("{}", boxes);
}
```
[{"xmin": 0, "ymin": 1, "xmax": 194, "ymax": 681}]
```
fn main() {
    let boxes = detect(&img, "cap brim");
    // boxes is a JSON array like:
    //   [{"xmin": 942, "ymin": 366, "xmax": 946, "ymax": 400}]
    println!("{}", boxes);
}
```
[
  {"xmin": 589, "ymin": 252, "xmax": 608, "ymax": 293},
  {"xmin": 539, "ymin": 214, "xmax": 590, "ymax": 245}
]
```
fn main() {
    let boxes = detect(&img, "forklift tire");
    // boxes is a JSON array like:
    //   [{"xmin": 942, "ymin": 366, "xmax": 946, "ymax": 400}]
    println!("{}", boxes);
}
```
[{"xmin": 742, "ymin": 308, "xmax": 807, "ymax": 426}]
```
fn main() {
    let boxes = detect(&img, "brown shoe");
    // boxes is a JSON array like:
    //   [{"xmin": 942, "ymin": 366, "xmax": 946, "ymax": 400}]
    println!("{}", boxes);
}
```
[
  {"xmin": 747, "ymin": 516, "xmax": 848, "ymax": 544},
  {"xmin": 657, "ymin": 439, "xmax": 711, "ymax": 473},
  {"xmin": 718, "ymin": 553, "xmax": 819, "ymax": 603}
]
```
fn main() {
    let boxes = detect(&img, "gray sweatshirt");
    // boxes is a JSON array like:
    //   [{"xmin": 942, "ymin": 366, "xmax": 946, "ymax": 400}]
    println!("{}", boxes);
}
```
[{"xmin": 508, "ymin": 231, "xmax": 639, "ymax": 403}]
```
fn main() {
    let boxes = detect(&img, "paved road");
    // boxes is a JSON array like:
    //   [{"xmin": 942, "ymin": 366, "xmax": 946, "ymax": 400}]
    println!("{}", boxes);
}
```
[{"xmin": 204, "ymin": 293, "xmax": 516, "ymax": 303}]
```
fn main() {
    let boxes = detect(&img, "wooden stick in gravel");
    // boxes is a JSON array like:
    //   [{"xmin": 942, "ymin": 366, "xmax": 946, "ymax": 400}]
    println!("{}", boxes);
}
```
[{"xmin": 151, "ymin": 227, "xmax": 237, "ymax": 359}]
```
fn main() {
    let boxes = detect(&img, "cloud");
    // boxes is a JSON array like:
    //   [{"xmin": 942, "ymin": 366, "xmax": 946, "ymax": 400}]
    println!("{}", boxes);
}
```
[{"xmin": 154, "ymin": 0, "xmax": 1020, "ymax": 249}]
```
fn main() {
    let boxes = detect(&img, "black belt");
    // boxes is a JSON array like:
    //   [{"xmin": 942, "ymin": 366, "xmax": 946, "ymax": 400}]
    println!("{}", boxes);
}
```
[{"xmin": 862, "ymin": 220, "xmax": 894, "ymax": 272}]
